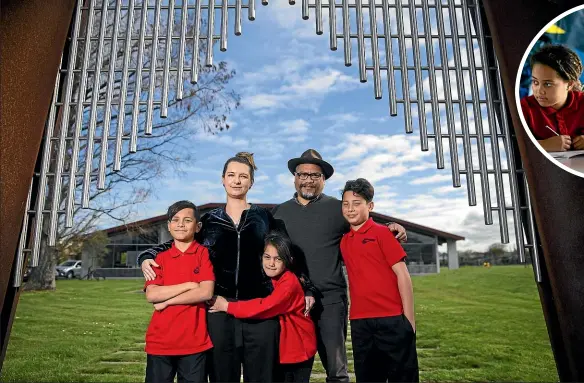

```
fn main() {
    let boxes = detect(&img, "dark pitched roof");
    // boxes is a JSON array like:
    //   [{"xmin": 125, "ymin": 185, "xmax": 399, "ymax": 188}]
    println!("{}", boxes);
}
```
[{"xmin": 103, "ymin": 202, "xmax": 465, "ymax": 241}]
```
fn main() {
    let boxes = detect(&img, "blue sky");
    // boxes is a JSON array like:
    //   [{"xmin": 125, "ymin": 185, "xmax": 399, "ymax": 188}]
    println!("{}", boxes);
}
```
[{"xmin": 117, "ymin": 3, "xmax": 516, "ymax": 252}]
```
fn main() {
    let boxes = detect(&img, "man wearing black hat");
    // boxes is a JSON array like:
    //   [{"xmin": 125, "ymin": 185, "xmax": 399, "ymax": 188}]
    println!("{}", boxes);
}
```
[{"xmin": 272, "ymin": 149, "xmax": 407, "ymax": 382}]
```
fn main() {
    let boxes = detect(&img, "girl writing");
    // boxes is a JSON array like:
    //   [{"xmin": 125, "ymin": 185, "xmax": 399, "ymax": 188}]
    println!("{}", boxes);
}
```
[{"xmin": 521, "ymin": 44, "xmax": 584, "ymax": 152}]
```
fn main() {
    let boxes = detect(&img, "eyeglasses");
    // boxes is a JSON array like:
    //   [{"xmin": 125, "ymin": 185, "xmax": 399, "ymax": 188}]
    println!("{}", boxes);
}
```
[{"xmin": 295, "ymin": 172, "xmax": 323, "ymax": 180}]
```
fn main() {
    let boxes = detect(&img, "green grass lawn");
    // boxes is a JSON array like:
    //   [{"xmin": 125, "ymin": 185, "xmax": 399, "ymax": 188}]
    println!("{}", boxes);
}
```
[{"xmin": 1, "ymin": 266, "xmax": 557, "ymax": 382}]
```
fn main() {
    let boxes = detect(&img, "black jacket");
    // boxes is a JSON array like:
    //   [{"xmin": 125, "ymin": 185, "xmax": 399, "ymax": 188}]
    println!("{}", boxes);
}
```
[{"xmin": 137, "ymin": 204, "xmax": 317, "ymax": 300}]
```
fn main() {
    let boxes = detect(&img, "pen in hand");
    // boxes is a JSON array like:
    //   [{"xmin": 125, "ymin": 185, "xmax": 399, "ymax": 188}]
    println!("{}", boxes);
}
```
[{"xmin": 545, "ymin": 125, "xmax": 560, "ymax": 136}]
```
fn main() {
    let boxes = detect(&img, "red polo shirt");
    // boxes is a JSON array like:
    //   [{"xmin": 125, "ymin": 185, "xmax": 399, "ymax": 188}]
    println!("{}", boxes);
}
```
[
  {"xmin": 340, "ymin": 218, "xmax": 407, "ymax": 320},
  {"xmin": 520, "ymin": 91, "xmax": 584, "ymax": 139},
  {"xmin": 144, "ymin": 241, "xmax": 214, "ymax": 356},
  {"xmin": 227, "ymin": 270, "xmax": 317, "ymax": 364}
]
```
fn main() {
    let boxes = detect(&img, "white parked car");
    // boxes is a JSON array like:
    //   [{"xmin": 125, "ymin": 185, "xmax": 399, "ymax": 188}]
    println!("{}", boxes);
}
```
[{"xmin": 55, "ymin": 260, "xmax": 82, "ymax": 279}]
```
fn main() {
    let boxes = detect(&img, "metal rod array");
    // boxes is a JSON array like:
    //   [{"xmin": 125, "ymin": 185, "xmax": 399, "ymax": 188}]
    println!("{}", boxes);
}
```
[
  {"xmin": 13, "ymin": 0, "xmax": 266, "ymax": 287},
  {"xmin": 291, "ymin": 0, "xmax": 536, "ymax": 275},
  {"xmin": 14, "ymin": 0, "xmax": 540, "ymax": 287}
]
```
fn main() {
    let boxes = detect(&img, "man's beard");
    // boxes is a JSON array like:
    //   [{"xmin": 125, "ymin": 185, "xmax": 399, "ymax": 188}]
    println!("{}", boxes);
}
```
[
  {"xmin": 300, "ymin": 185, "xmax": 319, "ymax": 200},
  {"xmin": 300, "ymin": 191, "xmax": 317, "ymax": 200}
]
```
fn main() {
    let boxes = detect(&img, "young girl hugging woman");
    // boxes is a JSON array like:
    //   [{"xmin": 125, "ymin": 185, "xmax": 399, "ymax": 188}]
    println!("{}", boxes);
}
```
[
  {"xmin": 521, "ymin": 44, "xmax": 584, "ymax": 152},
  {"xmin": 209, "ymin": 231, "xmax": 317, "ymax": 383}
]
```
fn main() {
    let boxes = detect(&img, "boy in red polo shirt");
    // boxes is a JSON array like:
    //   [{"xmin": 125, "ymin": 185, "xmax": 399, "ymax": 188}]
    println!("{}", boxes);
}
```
[
  {"xmin": 340, "ymin": 179, "xmax": 419, "ymax": 383},
  {"xmin": 208, "ymin": 231, "xmax": 317, "ymax": 383},
  {"xmin": 143, "ymin": 200, "xmax": 215, "ymax": 383}
]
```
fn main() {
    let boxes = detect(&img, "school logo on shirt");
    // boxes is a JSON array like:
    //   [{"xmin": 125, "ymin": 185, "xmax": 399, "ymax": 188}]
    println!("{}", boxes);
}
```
[
  {"xmin": 362, "ymin": 238, "xmax": 376, "ymax": 244},
  {"xmin": 193, "ymin": 267, "xmax": 200, "ymax": 274}
]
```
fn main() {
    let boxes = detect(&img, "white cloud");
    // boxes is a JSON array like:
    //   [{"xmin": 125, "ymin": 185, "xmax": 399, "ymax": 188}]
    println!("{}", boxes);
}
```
[
  {"xmin": 410, "ymin": 173, "xmax": 453, "ymax": 185},
  {"xmin": 286, "ymin": 136, "xmax": 307, "ymax": 143},
  {"xmin": 375, "ymin": 190, "xmax": 516, "ymax": 252},
  {"xmin": 431, "ymin": 185, "xmax": 463, "ymax": 194},
  {"xmin": 321, "ymin": 130, "xmax": 516, "ymax": 251},
  {"xmin": 242, "ymin": 67, "xmax": 360, "ymax": 113},
  {"xmin": 333, "ymin": 134, "xmax": 430, "ymax": 163},
  {"xmin": 254, "ymin": 175, "xmax": 270, "ymax": 182},
  {"xmin": 192, "ymin": 130, "xmax": 250, "ymax": 147},
  {"xmin": 277, "ymin": 172, "xmax": 294, "ymax": 188},
  {"xmin": 244, "ymin": 94, "xmax": 289, "ymax": 110},
  {"xmin": 280, "ymin": 119, "xmax": 310, "ymax": 134}
]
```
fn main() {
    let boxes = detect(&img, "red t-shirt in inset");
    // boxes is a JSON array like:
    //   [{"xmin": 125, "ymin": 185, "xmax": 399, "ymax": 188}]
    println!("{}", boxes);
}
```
[
  {"xmin": 144, "ymin": 241, "xmax": 214, "ymax": 355},
  {"xmin": 227, "ymin": 270, "xmax": 317, "ymax": 364},
  {"xmin": 340, "ymin": 218, "xmax": 407, "ymax": 320},
  {"xmin": 520, "ymin": 91, "xmax": 584, "ymax": 140}
]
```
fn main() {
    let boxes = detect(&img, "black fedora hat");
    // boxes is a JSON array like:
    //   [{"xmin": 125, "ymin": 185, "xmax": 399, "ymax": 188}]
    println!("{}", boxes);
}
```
[{"xmin": 287, "ymin": 149, "xmax": 334, "ymax": 180}]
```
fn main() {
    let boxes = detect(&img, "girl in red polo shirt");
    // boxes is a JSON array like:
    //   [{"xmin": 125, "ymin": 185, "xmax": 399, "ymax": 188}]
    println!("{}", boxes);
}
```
[
  {"xmin": 208, "ymin": 231, "xmax": 317, "ymax": 383},
  {"xmin": 520, "ymin": 44, "xmax": 584, "ymax": 152}
]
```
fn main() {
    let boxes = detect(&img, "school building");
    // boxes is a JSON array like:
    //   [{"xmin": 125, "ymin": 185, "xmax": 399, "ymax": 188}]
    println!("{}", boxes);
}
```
[{"xmin": 82, "ymin": 203, "xmax": 464, "ymax": 278}]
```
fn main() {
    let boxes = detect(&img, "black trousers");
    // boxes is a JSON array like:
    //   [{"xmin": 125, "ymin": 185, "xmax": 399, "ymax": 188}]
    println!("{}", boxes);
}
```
[
  {"xmin": 206, "ymin": 311, "xmax": 279, "ymax": 382},
  {"xmin": 311, "ymin": 297, "xmax": 350, "ymax": 382},
  {"xmin": 351, "ymin": 315, "xmax": 419, "ymax": 383},
  {"xmin": 278, "ymin": 357, "xmax": 315, "ymax": 383},
  {"xmin": 145, "ymin": 353, "xmax": 206, "ymax": 383}
]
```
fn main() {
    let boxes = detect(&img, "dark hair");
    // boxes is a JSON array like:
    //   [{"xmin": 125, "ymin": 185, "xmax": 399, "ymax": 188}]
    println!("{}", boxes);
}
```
[
  {"xmin": 167, "ymin": 200, "xmax": 200, "ymax": 222},
  {"xmin": 263, "ymin": 230, "xmax": 320, "ymax": 296},
  {"xmin": 264, "ymin": 231, "xmax": 294, "ymax": 271},
  {"xmin": 222, "ymin": 152, "xmax": 258, "ymax": 184},
  {"xmin": 530, "ymin": 44, "xmax": 583, "ymax": 91},
  {"xmin": 342, "ymin": 178, "xmax": 374, "ymax": 202}
]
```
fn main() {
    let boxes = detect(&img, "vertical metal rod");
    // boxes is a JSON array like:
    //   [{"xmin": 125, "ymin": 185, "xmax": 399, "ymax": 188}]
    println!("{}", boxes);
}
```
[
  {"xmin": 421, "ymin": 0, "xmax": 444, "ymax": 169},
  {"xmin": 99, "ymin": 0, "xmax": 123, "ymax": 189},
  {"xmin": 145, "ymin": 0, "xmax": 163, "ymax": 135},
  {"xmin": 114, "ymin": 0, "xmax": 135, "ymax": 171},
  {"xmin": 221, "ymin": 0, "xmax": 228, "ymax": 50},
  {"xmin": 32, "ymin": 60, "xmax": 62, "ymax": 264},
  {"xmin": 302, "ymin": 0, "xmax": 309, "ymax": 20},
  {"xmin": 130, "ymin": 0, "xmax": 149, "ymax": 152},
  {"xmin": 460, "ymin": 1, "xmax": 493, "ymax": 224},
  {"xmin": 524, "ymin": 174, "xmax": 542, "ymax": 282},
  {"xmin": 495, "ymin": 58, "xmax": 524, "ymax": 262},
  {"xmin": 177, "ymin": 0, "xmax": 189, "ymax": 99},
  {"xmin": 82, "ymin": 0, "xmax": 110, "ymax": 208},
  {"xmin": 161, "ymin": 0, "xmax": 176, "ymax": 118},
  {"xmin": 472, "ymin": 0, "xmax": 508, "ymax": 242},
  {"xmin": 206, "ymin": 0, "xmax": 215, "ymax": 67},
  {"xmin": 49, "ymin": 0, "xmax": 83, "ymax": 244},
  {"xmin": 407, "ymin": 1, "xmax": 428, "ymax": 144},
  {"xmin": 249, "ymin": 0, "xmax": 256, "ymax": 21},
  {"xmin": 191, "ymin": 0, "xmax": 202, "ymax": 83},
  {"xmin": 316, "ymin": 0, "xmax": 323, "ymax": 34},
  {"xmin": 435, "ymin": 0, "xmax": 460, "ymax": 187},
  {"xmin": 355, "ymin": 0, "xmax": 367, "ymax": 83},
  {"xmin": 368, "ymin": 0, "xmax": 381, "ymax": 98},
  {"xmin": 381, "ymin": 0, "xmax": 397, "ymax": 116},
  {"xmin": 66, "ymin": 0, "xmax": 98, "ymax": 226},
  {"xmin": 446, "ymin": 0, "xmax": 476, "ymax": 206},
  {"xmin": 395, "ymin": 0, "xmax": 412, "ymax": 133},
  {"xmin": 342, "ymin": 0, "xmax": 350, "ymax": 66},
  {"xmin": 14, "ymin": 183, "xmax": 33, "ymax": 287},
  {"xmin": 235, "ymin": 0, "xmax": 242, "ymax": 35},
  {"xmin": 329, "ymin": 0, "xmax": 337, "ymax": 50}
]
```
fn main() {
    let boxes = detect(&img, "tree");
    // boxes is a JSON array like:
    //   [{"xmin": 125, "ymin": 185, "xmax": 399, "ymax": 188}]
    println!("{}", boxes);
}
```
[
  {"xmin": 24, "ymin": 9, "xmax": 239, "ymax": 290},
  {"xmin": 487, "ymin": 243, "xmax": 506, "ymax": 265}
]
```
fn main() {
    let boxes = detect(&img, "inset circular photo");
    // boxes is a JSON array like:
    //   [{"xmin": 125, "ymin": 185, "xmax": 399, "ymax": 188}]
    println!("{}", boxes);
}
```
[{"xmin": 516, "ymin": 4, "xmax": 584, "ymax": 178}]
